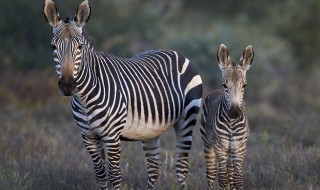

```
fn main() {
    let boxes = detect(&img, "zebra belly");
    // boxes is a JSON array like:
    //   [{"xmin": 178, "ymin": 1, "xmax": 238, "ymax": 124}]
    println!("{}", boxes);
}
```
[{"xmin": 121, "ymin": 116, "xmax": 174, "ymax": 141}]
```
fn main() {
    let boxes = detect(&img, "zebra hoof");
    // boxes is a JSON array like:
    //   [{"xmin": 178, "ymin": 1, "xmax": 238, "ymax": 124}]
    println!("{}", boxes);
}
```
[{"xmin": 180, "ymin": 181, "xmax": 187, "ymax": 190}]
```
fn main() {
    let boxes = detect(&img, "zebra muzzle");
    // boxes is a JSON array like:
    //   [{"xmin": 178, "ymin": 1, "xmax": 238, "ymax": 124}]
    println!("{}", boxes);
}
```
[
  {"xmin": 58, "ymin": 77, "xmax": 76, "ymax": 96},
  {"xmin": 229, "ymin": 105, "xmax": 242, "ymax": 119}
]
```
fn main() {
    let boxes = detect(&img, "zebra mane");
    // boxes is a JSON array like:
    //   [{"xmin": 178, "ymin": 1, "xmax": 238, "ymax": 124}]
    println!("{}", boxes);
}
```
[
  {"xmin": 82, "ymin": 28, "xmax": 96, "ymax": 49},
  {"xmin": 64, "ymin": 16, "xmax": 73, "ymax": 23},
  {"xmin": 231, "ymin": 61, "xmax": 237, "ymax": 68}
]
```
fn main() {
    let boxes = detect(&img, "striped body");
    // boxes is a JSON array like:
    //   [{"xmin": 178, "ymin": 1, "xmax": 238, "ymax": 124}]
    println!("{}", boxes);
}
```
[
  {"xmin": 201, "ymin": 89, "xmax": 248, "ymax": 190},
  {"xmin": 44, "ymin": 1, "xmax": 202, "ymax": 189},
  {"xmin": 71, "ymin": 49, "xmax": 202, "ymax": 141},
  {"xmin": 200, "ymin": 44, "xmax": 254, "ymax": 190},
  {"xmin": 71, "ymin": 48, "xmax": 202, "ymax": 189}
]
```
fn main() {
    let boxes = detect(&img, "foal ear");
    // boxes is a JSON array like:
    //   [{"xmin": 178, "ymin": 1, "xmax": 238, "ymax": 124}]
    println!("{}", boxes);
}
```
[
  {"xmin": 239, "ymin": 45, "xmax": 254, "ymax": 70},
  {"xmin": 43, "ymin": 0, "xmax": 61, "ymax": 27},
  {"xmin": 75, "ymin": 0, "xmax": 91, "ymax": 27},
  {"xmin": 217, "ymin": 44, "xmax": 231, "ymax": 70}
]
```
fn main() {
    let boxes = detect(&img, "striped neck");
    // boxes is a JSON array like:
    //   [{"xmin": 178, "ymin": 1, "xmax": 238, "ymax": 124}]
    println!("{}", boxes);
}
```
[
  {"xmin": 221, "ymin": 97, "xmax": 244, "ymax": 120},
  {"xmin": 73, "ymin": 49, "xmax": 106, "ymax": 106}
]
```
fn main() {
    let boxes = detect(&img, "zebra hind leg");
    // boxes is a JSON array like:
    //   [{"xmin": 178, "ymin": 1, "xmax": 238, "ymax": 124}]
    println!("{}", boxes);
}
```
[
  {"xmin": 174, "ymin": 98, "xmax": 201, "ymax": 189},
  {"xmin": 142, "ymin": 136, "xmax": 161, "ymax": 190},
  {"xmin": 82, "ymin": 134, "xmax": 108, "ymax": 190}
]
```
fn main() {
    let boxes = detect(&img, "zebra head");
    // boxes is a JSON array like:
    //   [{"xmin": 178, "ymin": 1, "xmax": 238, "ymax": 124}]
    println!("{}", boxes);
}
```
[
  {"xmin": 217, "ymin": 44, "xmax": 254, "ymax": 119},
  {"xmin": 44, "ymin": 0, "xmax": 91, "ymax": 96}
]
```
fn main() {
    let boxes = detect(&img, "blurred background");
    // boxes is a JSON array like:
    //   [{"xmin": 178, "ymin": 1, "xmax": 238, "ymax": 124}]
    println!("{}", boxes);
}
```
[{"xmin": 1, "ymin": 0, "xmax": 319, "ymax": 189}]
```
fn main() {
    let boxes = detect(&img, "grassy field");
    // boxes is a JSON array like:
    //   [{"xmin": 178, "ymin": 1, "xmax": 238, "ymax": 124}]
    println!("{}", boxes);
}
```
[{"xmin": 1, "ymin": 70, "xmax": 320, "ymax": 190}]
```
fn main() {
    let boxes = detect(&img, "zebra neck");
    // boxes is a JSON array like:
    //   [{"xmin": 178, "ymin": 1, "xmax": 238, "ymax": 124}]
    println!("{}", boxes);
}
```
[
  {"xmin": 221, "ymin": 98, "xmax": 245, "ymax": 121},
  {"xmin": 73, "ymin": 50, "xmax": 115, "ymax": 108}
]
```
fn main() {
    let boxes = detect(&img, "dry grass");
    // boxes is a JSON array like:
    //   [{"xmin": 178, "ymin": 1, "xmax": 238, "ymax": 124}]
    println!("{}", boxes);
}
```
[{"xmin": 1, "ymin": 70, "xmax": 320, "ymax": 190}]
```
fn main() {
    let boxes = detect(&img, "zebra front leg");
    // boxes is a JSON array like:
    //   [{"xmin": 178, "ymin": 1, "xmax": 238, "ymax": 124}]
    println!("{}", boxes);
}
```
[
  {"xmin": 230, "ymin": 137, "xmax": 247, "ymax": 190},
  {"xmin": 82, "ymin": 134, "xmax": 108, "ymax": 190},
  {"xmin": 104, "ymin": 136, "xmax": 122, "ymax": 190},
  {"xmin": 227, "ymin": 158, "xmax": 235, "ymax": 190},
  {"xmin": 203, "ymin": 143, "xmax": 217, "ymax": 190},
  {"xmin": 230, "ymin": 151, "xmax": 246, "ymax": 189},
  {"xmin": 142, "ymin": 137, "xmax": 161, "ymax": 190},
  {"xmin": 215, "ymin": 148, "xmax": 229, "ymax": 190}
]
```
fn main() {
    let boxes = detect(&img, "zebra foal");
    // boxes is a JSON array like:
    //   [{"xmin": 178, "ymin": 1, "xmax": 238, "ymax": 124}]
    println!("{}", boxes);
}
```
[
  {"xmin": 44, "ymin": 0, "xmax": 202, "ymax": 189},
  {"xmin": 201, "ymin": 44, "xmax": 254, "ymax": 190}
]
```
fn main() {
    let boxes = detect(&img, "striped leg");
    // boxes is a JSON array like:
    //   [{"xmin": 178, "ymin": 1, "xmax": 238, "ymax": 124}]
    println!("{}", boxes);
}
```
[
  {"xmin": 201, "ymin": 114, "xmax": 217, "ymax": 190},
  {"xmin": 230, "ymin": 151, "xmax": 246, "ymax": 189},
  {"xmin": 215, "ymin": 148, "xmax": 229, "ymax": 190},
  {"xmin": 204, "ymin": 143, "xmax": 217, "ymax": 190},
  {"xmin": 174, "ymin": 125, "xmax": 192, "ymax": 189},
  {"xmin": 104, "ymin": 136, "xmax": 122, "ymax": 190},
  {"xmin": 142, "ymin": 137, "xmax": 161, "ymax": 189},
  {"xmin": 174, "ymin": 114, "xmax": 196, "ymax": 186},
  {"xmin": 174, "ymin": 100, "xmax": 200, "ymax": 189},
  {"xmin": 227, "ymin": 158, "xmax": 235, "ymax": 190},
  {"xmin": 230, "ymin": 137, "xmax": 247, "ymax": 190},
  {"xmin": 82, "ymin": 134, "xmax": 108, "ymax": 190}
]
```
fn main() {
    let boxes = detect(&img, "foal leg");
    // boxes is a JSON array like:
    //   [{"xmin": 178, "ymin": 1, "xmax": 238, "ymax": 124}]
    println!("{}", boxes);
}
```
[
  {"xmin": 215, "ymin": 146, "xmax": 229, "ymax": 190},
  {"xmin": 231, "ymin": 147, "xmax": 247, "ymax": 189},
  {"xmin": 203, "ymin": 144, "xmax": 217, "ymax": 190},
  {"xmin": 227, "ymin": 158, "xmax": 235, "ymax": 190}
]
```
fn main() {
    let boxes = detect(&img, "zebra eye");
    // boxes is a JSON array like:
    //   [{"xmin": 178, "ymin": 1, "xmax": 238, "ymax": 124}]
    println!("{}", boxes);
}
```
[
  {"xmin": 243, "ymin": 84, "xmax": 247, "ymax": 88},
  {"xmin": 51, "ymin": 44, "xmax": 57, "ymax": 50},
  {"xmin": 78, "ymin": 44, "xmax": 84, "ymax": 49},
  {"xmin": 223, "ymin": 84, "xmax": 228, "ymax": 88}
]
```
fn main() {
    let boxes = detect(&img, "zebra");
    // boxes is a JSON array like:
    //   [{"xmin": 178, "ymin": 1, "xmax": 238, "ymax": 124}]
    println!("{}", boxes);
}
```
[
  {"xmin": 43, "ymin": 0, "xmax": 203, "ymax": 189},
  {"xmin": 200, "ymin": 44, "xmax": 254, "ymax": 190}
]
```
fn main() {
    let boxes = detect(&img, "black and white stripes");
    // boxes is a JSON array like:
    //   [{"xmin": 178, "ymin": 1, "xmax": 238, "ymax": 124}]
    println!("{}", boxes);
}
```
[
  {"xmin": 44, "ymin": 0, "xmax": 202, "ymax": 189},
  {"xmin": 201, "ymin": 44, "xmax": 254, "ymax": 190}
]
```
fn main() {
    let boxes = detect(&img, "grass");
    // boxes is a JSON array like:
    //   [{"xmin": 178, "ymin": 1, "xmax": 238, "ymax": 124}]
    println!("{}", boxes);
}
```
[{"xmin": 1, "ymin": 70, "xmax": 320, "ymax": 190}]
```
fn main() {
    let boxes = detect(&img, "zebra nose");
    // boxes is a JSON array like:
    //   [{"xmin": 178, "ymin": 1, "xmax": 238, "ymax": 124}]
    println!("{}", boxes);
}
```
[
  {"xmin": 229, "ymin": 104, "xmax": 241, "ymax": 119},
  {"xmin": 58, "ymin": 77, "xmax": 76, "ymax": 96}
]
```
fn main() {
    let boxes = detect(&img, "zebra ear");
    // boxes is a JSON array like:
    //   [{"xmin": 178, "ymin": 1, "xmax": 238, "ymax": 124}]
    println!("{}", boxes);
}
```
[
  {"xmin": 217, "ymin": 44, "xmax": 231, "ymax": 70},
  {"xmin": 75, "ymin": 0, "xmax": 91, "ymax": 27},
  {"xmin": 43, "ymin": 0, "xmax": 61, "ymax": 27},
  {"xmin": 239, "ymin": 45, "xmax": 254, "ymax": 70}
]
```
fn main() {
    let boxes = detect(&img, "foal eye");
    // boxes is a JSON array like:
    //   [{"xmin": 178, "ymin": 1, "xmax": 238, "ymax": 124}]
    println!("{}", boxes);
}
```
[
  {"xmin": 243, "ymin": 84, "xmax": 247, "ymax": 88},
  {"xmin": 78, "ymin": 44, "xmax": 84, "ymax": 49},
  {"xmin": 51, "ymin": 44, "xmax": 57, "ymax": 50}
]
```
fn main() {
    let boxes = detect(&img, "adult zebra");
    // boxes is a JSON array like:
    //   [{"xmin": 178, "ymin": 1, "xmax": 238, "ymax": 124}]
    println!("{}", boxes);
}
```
[
  {"xmin": 43, "ymin": 0, "xmax": 202, "ymax": 189},
  {"xmin": 201, "ymin": 44, "xmax": 254, "ymax": 189}
]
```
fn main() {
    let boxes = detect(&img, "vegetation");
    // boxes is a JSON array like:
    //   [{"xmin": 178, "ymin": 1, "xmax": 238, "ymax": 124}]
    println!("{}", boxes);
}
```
[{"xmin": 1, "ymin": 0, "xmax": 320, "ymax": 189}]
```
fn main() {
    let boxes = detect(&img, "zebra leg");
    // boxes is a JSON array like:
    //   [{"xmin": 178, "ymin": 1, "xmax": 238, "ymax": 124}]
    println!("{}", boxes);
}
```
[
  {"xmin": 231, "ymin": 152, "xmax": 246, "ymax": 189},
  {"xmin": 82, "ymin": 134, "xmax": 108, "ymax": 190},
  {"xmin": 215, "ymin": 148, "xmax": 229, "ymax": 190},
  {"xmin": 227, "ymin": 158, "xmax": 235, "ymax": 190},
  {"xmin": 204, "ymin": 144, "xmax": 217, "ymax": 190},
  {"xmin": 174, "ymin": 102, "xmax": 200, "ymax": 189},
  {"xmin": 174, "ymin": 125, "xmax": 192, "ymax": 189},
  {"xmin": 201, "ymin": 114, "xmax": 217, "ymax": 189},
  {"xmin": 104, "ymin": 136, "xmax": 122, "ymax": 190},
  {"xmin": 142, "ymin": 136, "xmax": 161, "ymax": 190}
]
